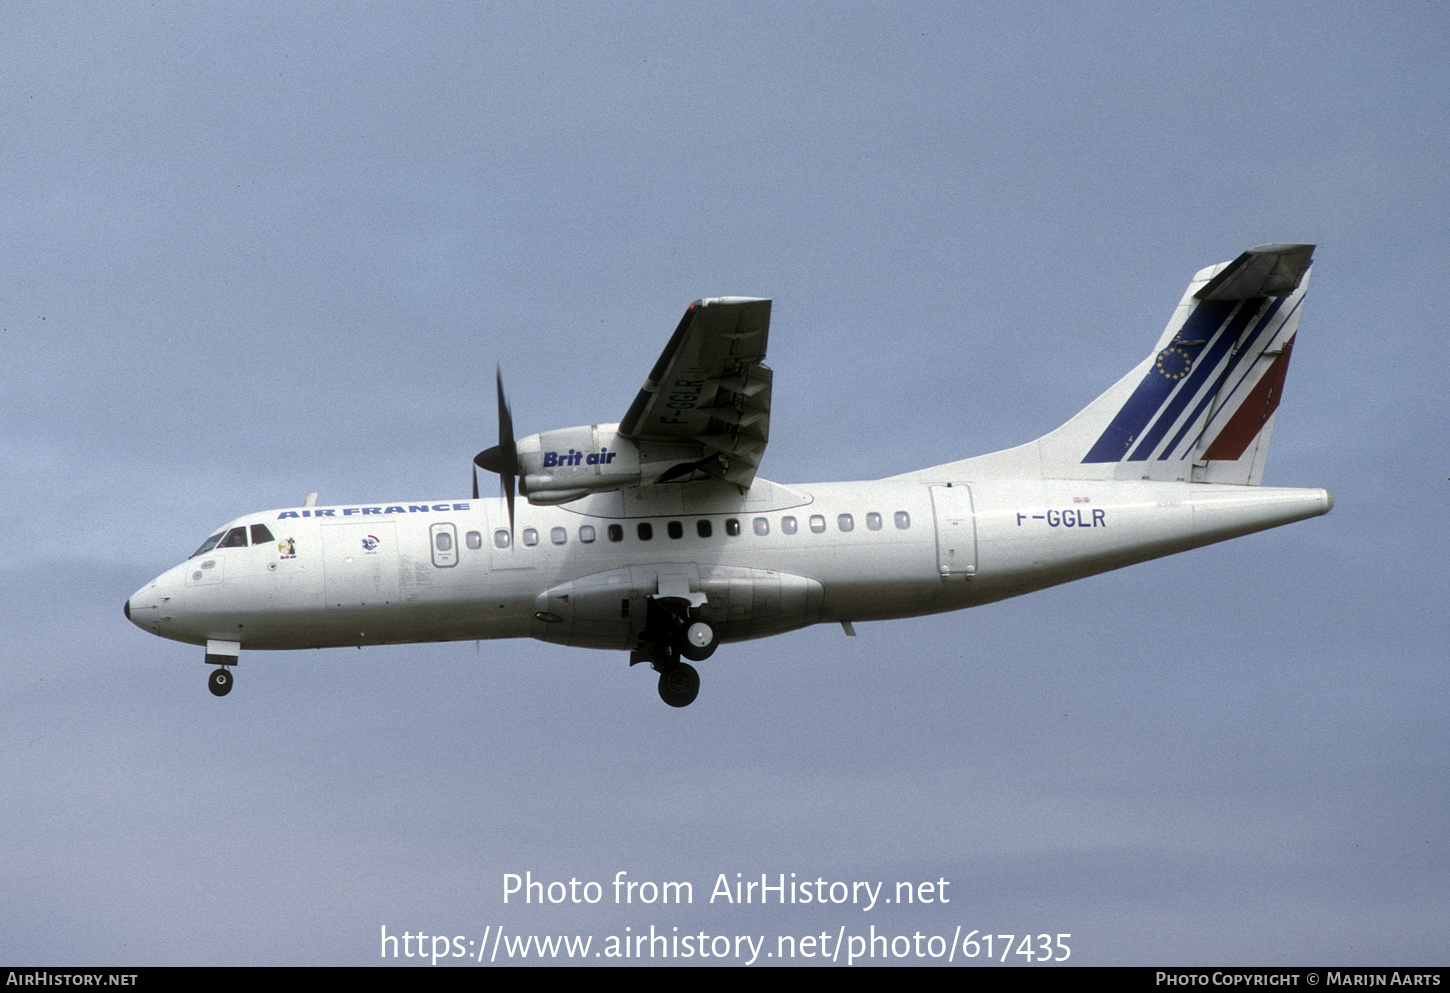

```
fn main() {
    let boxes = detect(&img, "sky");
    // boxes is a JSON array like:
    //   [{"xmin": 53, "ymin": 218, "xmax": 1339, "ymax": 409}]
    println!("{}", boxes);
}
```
[{"xmin": 3, "ymin": 1, "xmax": 1447, "ymax": 967}]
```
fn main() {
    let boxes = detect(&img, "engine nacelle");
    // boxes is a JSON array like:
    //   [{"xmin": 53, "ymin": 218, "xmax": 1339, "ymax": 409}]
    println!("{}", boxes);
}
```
[
  {"xmin": 516, "ymin": 423, "xmax": 709, "ymax": 504},
  {"xmin": 516, "ymin": 423, "xmax": 637, "ymax": 499}
]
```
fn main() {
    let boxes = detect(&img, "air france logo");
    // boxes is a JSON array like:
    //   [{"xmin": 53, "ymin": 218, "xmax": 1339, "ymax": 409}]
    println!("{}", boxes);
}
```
[
  {"xmin": 277, "ymin": 503, "xmax": 470, "ymax": 519},
  {"xmin": 543, "ymin": 448, "xmax": 617, "ymax": 469},
  {"xmin": 361, "ymin": 535, "xmax": 381, "ymax": 553}
]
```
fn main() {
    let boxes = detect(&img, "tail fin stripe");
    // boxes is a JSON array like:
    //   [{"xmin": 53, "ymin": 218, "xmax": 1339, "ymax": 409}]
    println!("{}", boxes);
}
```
[
  {"xmin": 1201, "ymin": 335, "xmax": 1295, "ymax": 461},
  {"xmin": 1147, "ymin": 294, "xmax": 1298, "ymax": 462},
  {"xmin": 1080, "ymin": 301, "xmax": 1238, "ymax": 463},
  {"xmin": 1157, "ymin": 295, "xmax": 1300, "ymax": 461},
  {"xmin": 1081, "ymin": 296, "xmax": 1276, "ymax": 464},
  {"xmin": 1124, "ymin": 296, "xmax": 1286, "ymax": 461},
  {"xmin": 1192, "ymin": 293, "xmax": 1303, "ymax": 447}
]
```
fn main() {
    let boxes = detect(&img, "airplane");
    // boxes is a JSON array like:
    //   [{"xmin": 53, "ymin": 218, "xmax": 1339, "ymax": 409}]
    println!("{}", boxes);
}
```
[{"xmin": 126, "ymin": 243, "xmax": 1331, "ymax": 707}]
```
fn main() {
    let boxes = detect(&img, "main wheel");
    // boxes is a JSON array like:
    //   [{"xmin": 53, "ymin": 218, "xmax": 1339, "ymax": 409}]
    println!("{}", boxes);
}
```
[
  {"xmin": 657, "ymin": 661, "xmax": 699, "ymax": 708},
  {"xmin": 208, "ymin": 668, "xmax": 233, "ymax": 697},
  {"xmin": 678, "ymin": 617, "xmax": 718, "ymax": 662}
]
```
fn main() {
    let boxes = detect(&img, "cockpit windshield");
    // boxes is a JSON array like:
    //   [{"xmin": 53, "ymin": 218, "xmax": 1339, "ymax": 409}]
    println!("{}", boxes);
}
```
[
  {"xmin": 190, "ymin": 523, "xmax": 274, "ymax": 558},
  {"xmin": 190, "ymin": 532, "xmax": 225, "ymax": 558},
  {"xmin": 218, "ymin": 527, "xmax": 249, "ymax": 548}
]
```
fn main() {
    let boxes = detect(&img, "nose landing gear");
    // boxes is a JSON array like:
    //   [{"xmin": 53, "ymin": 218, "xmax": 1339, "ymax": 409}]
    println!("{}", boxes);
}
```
[{"xmin": 208, "ymin": 667, "xmax": 233, "ymax": 697}]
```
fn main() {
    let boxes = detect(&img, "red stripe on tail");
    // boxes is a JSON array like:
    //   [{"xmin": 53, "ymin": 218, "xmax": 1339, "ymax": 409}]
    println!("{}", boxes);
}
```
[{"xmin": 1202, "ymin": 335, "xmax": 1295, "ymax": 462}]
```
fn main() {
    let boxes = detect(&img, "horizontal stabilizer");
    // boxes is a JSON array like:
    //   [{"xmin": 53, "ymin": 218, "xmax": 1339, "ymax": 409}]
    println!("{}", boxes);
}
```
[{"xmin": 1195, "ymin": 243, "xmax": 1313, "ymax": 301}]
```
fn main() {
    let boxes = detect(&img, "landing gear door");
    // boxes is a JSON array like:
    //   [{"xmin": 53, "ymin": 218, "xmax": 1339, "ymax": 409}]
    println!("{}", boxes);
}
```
[{"xmin": 930, "ymin": 484, "xmax": 977, "ymax": 579}]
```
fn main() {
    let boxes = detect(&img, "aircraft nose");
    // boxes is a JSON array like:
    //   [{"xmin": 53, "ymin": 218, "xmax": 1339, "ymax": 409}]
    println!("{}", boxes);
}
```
[{"xmin": 126, "ymin": 578, "xmax": 165, "ymax": 633}]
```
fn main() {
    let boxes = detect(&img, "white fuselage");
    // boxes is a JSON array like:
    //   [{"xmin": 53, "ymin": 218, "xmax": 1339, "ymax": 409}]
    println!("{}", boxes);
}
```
[{"xmin": 125, "ymin": 476, "xmax": 1332, "ymax": 654}]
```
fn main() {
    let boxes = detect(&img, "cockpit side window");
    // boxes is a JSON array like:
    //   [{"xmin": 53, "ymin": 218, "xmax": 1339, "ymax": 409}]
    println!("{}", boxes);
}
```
[
  {"xmin": 218, "ymin": 527, "xmax": 249, "ymax": 548},
  {"xmin": 250, "ymin": 524, "xmax": 275, "ymax": 544},
  {"xmin": 190, "ymin": 532, "xmax": 225, "ymax": 558}
]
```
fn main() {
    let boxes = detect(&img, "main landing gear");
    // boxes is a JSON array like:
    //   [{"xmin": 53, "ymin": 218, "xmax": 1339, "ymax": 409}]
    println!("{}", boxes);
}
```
[
  {"xmin": 679, "ymin": 617, "xmax": 719, "ymax": 662},
  {"xmin": 636, "ymin": 597, "xmax": 720, "ymax": 708},
  {"xmin": 208, "ymin": 667, "xmax": 233, "ymax": 697},
  {"xmin": 657, "ymin": 660, "xmax": 699, "ymax": 708}
]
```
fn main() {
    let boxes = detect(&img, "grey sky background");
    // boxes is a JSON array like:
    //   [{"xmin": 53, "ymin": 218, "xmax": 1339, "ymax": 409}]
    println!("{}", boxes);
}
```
[{"xmin": 3, "ymin": 1, "xmax": 1446, "ymax": 965}]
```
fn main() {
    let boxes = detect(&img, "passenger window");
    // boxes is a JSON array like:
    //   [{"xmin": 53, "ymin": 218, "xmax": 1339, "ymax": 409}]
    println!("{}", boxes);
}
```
[
  {"xmin": 579, "ymin": 525, "xmax": 596, "ymax": 543},
  {"xmin": 219, "ymin": 527, "xmax": 249, "ymax": 548},
  {"xmin": 551, "ymin": 526, "xmax": 567, "ymax": 545},
  {"xmin": 895, "ymin": 511, "xmax": 911, "ymax": 529},
  {"xmin": 667, "ymin": 521, "xmax": 683, "ymax": 539},
  {"xmin": 866, "ymin": 512, "xmax": 882, "ymax": 531},
  {"xmin": 191, "ymin": 532, "xmax": 224, "ymax": 558},
  {"xmin": 725, "ymin": 518, "xmax": 741, "ymax": 537},
  {"xmin": 466, "ymin": 531, "xmax": 483, "ymax": 550},
  {"xmin": 608, "ymin": 524, "xmax": 623, "ymax": 542},
  {"xmin": 435, "ymin": 531, "xmax": 453, "ymax": 552},
  {"xmin": 523, "ymin": 528, "xmax": 539, "ymax": 546},
  {"xmin": 809, "ymin": 515, "xmax": 826, "ymax": 534},
  {"xmin": 838, "ymin": 513, "xmax": 854, "ymax": 532},
  {"xmin": 494, "ymin": 530, "xmax": 511, "ymax": 548},
  {"xmin": 782, "ymin": 516, "xmax": 798, "ymax": 535},
  {"xmin": 696, "ymin": 520, "xmax": 713, "ymax": 538},
  {"xmin": 250, "ymin": 524, "xmax": 275, "ymax": 544},
  {"xmin": 753, "ymin": 517, "xmax": 769, "ymax": 536},
  {"xmin": 637, "ymin": 522, "xmax": 653, "ymax": 541}
]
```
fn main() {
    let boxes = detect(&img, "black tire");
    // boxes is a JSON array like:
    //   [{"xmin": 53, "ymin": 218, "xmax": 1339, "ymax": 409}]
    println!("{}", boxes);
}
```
[
  {"xmin": 678, "ymin": 617, "xmax": 718, "ymax": 662},
  {"xmin": 208, "ymin": 668, "xmax": 233, "ymax": 697},
  {"xmin": 657, "ymin": 661, "xmax": 699, "ymax": 708}
]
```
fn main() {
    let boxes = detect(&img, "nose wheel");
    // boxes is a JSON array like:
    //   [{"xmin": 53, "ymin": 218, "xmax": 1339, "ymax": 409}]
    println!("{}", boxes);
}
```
[{"xmin": 208, "ymin": 667, "xmax": 233, "ymax": 697}]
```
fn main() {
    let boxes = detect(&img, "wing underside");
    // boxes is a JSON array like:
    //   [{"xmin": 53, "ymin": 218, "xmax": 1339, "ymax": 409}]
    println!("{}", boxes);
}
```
[{"xmin": 619, "ymin": 297, "xmax": 773, "ymax": 489}]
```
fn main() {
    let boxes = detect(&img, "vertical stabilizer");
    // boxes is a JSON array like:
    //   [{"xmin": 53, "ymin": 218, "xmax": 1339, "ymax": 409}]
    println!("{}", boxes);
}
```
[{"xmin": 901, "ymin": 244, "xmax": 1314, "ymax": 485}]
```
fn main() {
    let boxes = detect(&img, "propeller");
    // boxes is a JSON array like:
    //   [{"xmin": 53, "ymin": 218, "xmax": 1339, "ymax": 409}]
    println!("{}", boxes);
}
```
[{"xmin": 473, "ymin": 367, "xmax": 519, "ymax": 539}]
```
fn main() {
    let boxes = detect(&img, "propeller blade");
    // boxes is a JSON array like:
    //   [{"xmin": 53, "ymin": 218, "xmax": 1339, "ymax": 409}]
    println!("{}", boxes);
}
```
[
  {"xmin": 496, "ymin": 367, "xmax": 515, "ymax": 466},
  {"xmin": 497, "ymin": 368, "xmax": 518, "ymax": 537},
  {"xmin": 472, "ymin": 367, "xmax": 520, "ymax": 539}
]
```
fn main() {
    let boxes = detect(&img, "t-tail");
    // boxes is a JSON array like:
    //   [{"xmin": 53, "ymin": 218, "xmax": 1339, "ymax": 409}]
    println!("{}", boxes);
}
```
[{"xmin": 907, "ymin": 243, "xmax": 1316, "ymax": 485}]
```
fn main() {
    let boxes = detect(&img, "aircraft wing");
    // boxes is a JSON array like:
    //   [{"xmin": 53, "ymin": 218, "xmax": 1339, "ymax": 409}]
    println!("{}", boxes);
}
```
[{"xmin": 618, "ymin": 297, "xmax": 772, "ymax": 489}]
